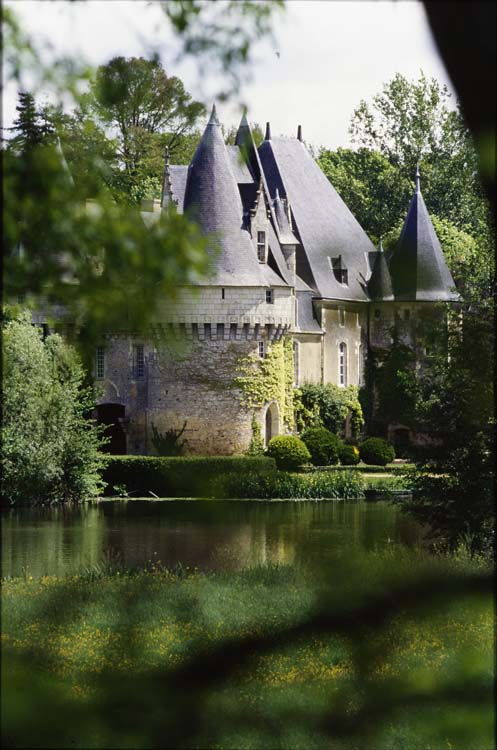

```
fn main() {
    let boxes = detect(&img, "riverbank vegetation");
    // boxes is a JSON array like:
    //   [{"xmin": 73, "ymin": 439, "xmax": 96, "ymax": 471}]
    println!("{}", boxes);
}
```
[{"xmin": 2, "ymin": 549, "xmax": 492, "ymax": 750}]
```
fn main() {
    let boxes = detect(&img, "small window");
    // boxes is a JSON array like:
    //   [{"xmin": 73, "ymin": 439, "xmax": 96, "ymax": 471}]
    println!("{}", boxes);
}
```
[
  {"xmin": 257, "ymin": 231, "xmax": 266, "ymax": 262},
  {"xmin": 258, "ymin": 340, "xmax": 265, "ymax": 358},
  {"xmin": 339, "ymin": 342, "xmax": 347, "ymax": 386},
  {"xmin": 134, "ymin": 344, "xmax": 144, "ymax": 379},
  {"xmin": 17, "ymin": 293, "xmax": 26, "ymax": 304},
  {"xmin": 336, "ymin": 269, "xmax": 348, "ymax": 285},
  {"xmin": 96, "ymin": 346, "xmax": 105, "ymax": 379},
  {"xmin": 339, "ymin": 308, "xmax": 345, "ymax": 327},
  {"xmin": 221, "ymin": 288, "xmax": 225, "ymax": 300},
  {"xmin": 266, "ymin": 289, "xmax": 274, "ymax": 304}
]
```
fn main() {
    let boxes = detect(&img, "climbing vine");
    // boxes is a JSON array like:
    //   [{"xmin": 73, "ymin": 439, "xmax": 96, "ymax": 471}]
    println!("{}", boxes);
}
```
[{"xmin": 233, "ymin": 337, "xmax": 295, "ymax": 429}]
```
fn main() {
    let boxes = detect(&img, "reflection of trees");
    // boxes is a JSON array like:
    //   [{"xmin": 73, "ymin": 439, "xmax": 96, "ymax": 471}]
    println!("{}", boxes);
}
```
[{"xmin": 3, "ymin": 501, "xmax": 421, "ymax": 578}]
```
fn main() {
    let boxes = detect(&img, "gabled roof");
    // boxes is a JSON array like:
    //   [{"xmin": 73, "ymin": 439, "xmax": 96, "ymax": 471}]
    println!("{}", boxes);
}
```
[
  {"xmin": 389, "ymin": 172, "xmax": 458, "ymax": 301},
  {"xmin": 182, "ymin": 106, "xmax": 286, "ymax": 287},
  {"xmin": 258, "ymin": 137, "xmax": 375, "ymax": 301},
  {"xmin": 368, "ymin": 241, "xmax": 394, "ymax": 301}
]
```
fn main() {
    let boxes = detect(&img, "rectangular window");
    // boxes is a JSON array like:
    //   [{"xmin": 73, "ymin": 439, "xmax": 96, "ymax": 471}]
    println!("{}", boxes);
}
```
[
  {"xmin": 257, "ymin": 231, "xmax": 266, "ymax": 262},
  {"xmin": 258, "ymin": 340, "xmax": 265, "ymax": 358},
  {"xmin": 339, "ymin": 308, "xmax": 345, "ymax": 326},
  {"xmin": 339, "ymin": 342, "xmax": 347, "ymax": 386},
  {"xmin": 338, "ymin": 269, "xmax": 348, "ymax": 285},
  {"xmin": 266, "ymin": 289, "xmax": 274, "ymax": 304},
  {"xmin": 96, "ymin": 346, "xmax": 105, "ymax": 379},
  {"xmin": 221, "ymin": 288, "xmax": 225, "ymax": 300},
  {"xmin": 134, "ymin": 344, "xmax": 144, "ymax": 379}
]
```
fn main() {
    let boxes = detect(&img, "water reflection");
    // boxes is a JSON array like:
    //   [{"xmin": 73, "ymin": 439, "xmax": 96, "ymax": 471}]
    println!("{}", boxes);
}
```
[{"xmin": 2, "ymin": 500, "xmax": 421, "ymax": 579}]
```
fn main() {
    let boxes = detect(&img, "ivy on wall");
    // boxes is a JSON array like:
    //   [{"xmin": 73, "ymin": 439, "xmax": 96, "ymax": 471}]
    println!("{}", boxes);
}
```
[
  {"xmin": 233, "ymin": 337, "xmax": 295, "ymax": 429},
  {"xmin": 295, "ymin": 383, "xmax": 364, "ymax": 438}
]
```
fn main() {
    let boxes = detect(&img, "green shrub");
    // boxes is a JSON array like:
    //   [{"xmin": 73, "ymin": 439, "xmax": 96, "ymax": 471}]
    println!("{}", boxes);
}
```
[
  {"xmin": 266, "ymin": 435, "xmax": 311, "ymax": 471},
  {"xmin": 359, "ymin": 438, "xmax": 395, "ymax": 466},
  {"xmin": 301, "ymin": 427, "xmax": 341, "ymax": 466},
  {"xmin": 339, "ymin": 443, "xmax": 360, "ymax": 466},
  {"xmin": 102, "ymin": 455, "xmax": 276, "ymax": 497},
  {"xmin": 216, "ymin": 470, "xmax": 364, "ymax": 499}
]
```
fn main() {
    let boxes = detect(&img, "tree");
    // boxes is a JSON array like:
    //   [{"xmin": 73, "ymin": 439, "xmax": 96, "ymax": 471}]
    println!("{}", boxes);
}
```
[
  {"xmin": 348, "ymin": 72, "xmax": 487, "ymax": 233},
  {"xmin": 8, "ymin": 91, "xmax": 54, "ymax": 152},
  {"xmin": 2, "ymin": 310, "xmax": 107, "ymax": 505},
  {"xmin": 85, "ymin": 56, "xmax": 205, "ymax": 199},
  {"xmin": 317, "ymin": 147, "xmax": 412, "ymax": 240},
  {"xmin": 394, "ymin": 303, "xmax": 494, "ymax": 553}
]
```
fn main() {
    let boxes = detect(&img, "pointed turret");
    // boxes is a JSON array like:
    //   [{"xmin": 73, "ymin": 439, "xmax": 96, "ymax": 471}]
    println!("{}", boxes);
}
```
[
  {"xmin": 389, "ymin": 167, "xmax": 458, "ymax": 301},
  {"xmin": 183, "ymin": 104, "xmax": 279, "ymax": 286},
  {"xmin": 234, "ymin": 110, "xmax": 251, "ymax": 148},
  {"xmin": 368, "ymin": 237, "xmax": 394, "ymax": 301}
]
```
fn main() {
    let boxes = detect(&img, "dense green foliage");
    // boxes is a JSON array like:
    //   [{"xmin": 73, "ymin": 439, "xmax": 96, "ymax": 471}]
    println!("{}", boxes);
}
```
[
  {"xmin": 266, "ymin": 435, "xmax": 310, "ymax": 471},
  {"xmin": 359, "ymin": 438, "xmax": 396, "ymax": 467},
  {"xmin": 234, "ymin": 337, "xmax": 295, "ymax": 428},
  {"xmin": 300, "ymin": 427, "xmax": 341, "ymax": 466},
  {"xmin": 295, "ymin": 383, "xmax": 364, "ymax": 437},
  {"xmin": 338, "ymin": 443, "xmax": 360, "ymax": 466},
  {"xmin": 318, "ymin": 73, "xmax": 494, "ymax": 299},
  {"xmin": 216, "ymin": 469, "xmax": 364, "ymax": 499},
  {"xmin": 394, "ymin": 304, "xmax": 494, "ymax": 552},
  {"xmin": 2, "ymin": 551, "xmax": 492, "ymax": 749},
  {"xmin": 102, "ymin": 455, "xmax": 276, "ymax": 497},
  {"xmin": 2, "ymin": 312, "xmax": 106, "ymax": 505}
]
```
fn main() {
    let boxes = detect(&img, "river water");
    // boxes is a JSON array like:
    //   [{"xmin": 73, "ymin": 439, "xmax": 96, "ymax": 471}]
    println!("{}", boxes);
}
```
[{"xmin": 1, "ymin": 499, "xmax": 422, "ymax": 579}]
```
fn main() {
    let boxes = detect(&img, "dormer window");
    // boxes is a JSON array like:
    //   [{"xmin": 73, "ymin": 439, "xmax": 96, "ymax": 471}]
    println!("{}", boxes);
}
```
[
  {"xmin": 257, "ymin": 231, "xmax": 266, "ymax": 262},
  {"xmin": 329, "ymin": 256, "xmax": 349, "ymax": 286}
]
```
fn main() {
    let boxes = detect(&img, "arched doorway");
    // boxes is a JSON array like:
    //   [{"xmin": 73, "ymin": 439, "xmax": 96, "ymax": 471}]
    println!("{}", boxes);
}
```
[
  {"xmin": 96, "ymin": 403, "xmax": 127, "ymax": 455},
  {"xmin": 264, "ymin": 402, "xmax": 280, "ymax": 447}
]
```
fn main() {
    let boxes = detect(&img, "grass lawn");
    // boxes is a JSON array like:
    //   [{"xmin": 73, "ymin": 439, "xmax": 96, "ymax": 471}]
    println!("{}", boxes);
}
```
[{"xmin": 1, "ymin": 548, "xmax": 492, "ymax": 749}]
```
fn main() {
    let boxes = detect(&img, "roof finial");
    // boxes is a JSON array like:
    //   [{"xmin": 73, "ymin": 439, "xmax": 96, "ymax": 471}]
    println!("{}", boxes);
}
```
[
  {"xmin": 415, "ymin": 162, "xmax": 420, "ymax": 193},
  {"xmin": 161, "ymin": 145, "xmax": 173, "ymax": 206},
  {"xmin": 265, "ymin": 121, "xmax": 271, "ymax": 141},
  {"xmin": 297, "ymin": 124, "xmax": 303, "ymax": 142},
  {"xmin": 208, "ymin": 104, "xmax": 219, "ymax": 125},
  {"xmin": 379, "ymin": 235, "xmax": 384, "ymax": 252}
]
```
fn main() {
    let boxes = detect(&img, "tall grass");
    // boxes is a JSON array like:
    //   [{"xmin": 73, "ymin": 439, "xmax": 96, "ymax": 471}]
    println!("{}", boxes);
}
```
[
  {"xmin": 2, "ymin": 549, "xmax": 492, "ymax": 750},
  {"xmin": 214, "ymin": 469, "xmax": 365, "ymax": 499}
]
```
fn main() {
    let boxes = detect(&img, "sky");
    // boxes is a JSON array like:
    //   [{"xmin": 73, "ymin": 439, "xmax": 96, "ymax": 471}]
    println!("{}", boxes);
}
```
[{"xmin": 4, "ymin": 0, "xmax": 457, "ymax": 150}]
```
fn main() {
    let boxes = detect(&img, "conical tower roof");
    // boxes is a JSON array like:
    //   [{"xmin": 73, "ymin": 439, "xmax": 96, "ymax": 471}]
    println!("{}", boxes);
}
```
[
  {"xmin": 183, "ymin": 105, "xmax": 283, "ymax": 286},
  {"xmin": 389, "ymin": 168, "xmax": 458, "ymax": 301},
  {"xmin": 368, "ymin": 239, "xmax": 394, "ymax": 301}
]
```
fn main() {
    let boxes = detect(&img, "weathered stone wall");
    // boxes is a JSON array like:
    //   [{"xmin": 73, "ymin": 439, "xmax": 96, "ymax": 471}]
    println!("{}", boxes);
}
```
[
  {"xmin": 322, "ymin": 305, "xmax": 366, "ymax": 387},
  {"xmin": 157, "ymin": 285, "xmax": 294, "ymax": 333},
  {"xmin": 96, "ymin": 333, "xmax": 267, "ymax": 455}
]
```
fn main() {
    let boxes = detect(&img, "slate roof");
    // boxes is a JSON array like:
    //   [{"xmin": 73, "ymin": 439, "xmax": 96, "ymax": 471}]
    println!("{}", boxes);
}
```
[
  {"xmin": 296, "ymin": 291, "xmax": 323, "ymax": 333},
  {"xmin": 389, "ymin": 177, "xmax": 458, "ymax": 301},
  {"xmin": 181, "ymin": 106, "xmax": 286, "ymax": 287},
  {"xmin": 258, "ymin": 137, "xmax": 375, "ymax": 301},
  {"xmin": 368, "ymin": 241, "xmax": 394, "ymax": 301}
]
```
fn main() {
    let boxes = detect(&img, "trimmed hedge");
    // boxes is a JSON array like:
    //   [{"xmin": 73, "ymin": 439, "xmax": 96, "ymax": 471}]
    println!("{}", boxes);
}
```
[
  {"xmin": 301, "ymin": 427, "xmax": 341, "ymax": 466},
  {"xmin": 101, "ymin": 455, "xmax": 276, "ymax": 497},
  {"xmin": 359, "ymin": 438, "xmax": 395, "ymax": 467},
  {"xmin": 266, "ymin": 436, "xmax": 311, "ymax": 471},
  {"xmin": 338, "ymin": 443, "xmax": 360, "ymax": 466}
]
